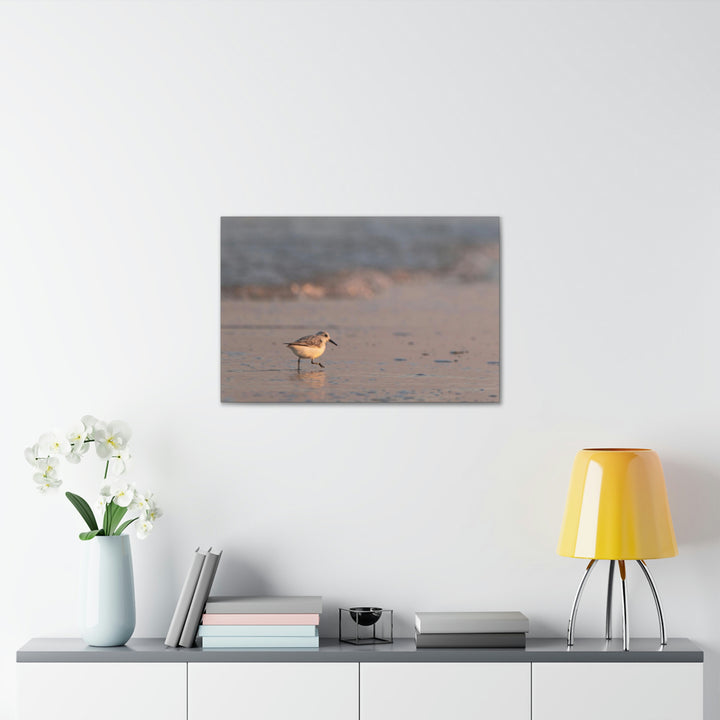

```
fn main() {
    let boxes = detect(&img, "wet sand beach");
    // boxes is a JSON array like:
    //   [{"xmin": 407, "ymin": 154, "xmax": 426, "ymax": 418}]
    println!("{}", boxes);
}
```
[{"xmin": 221, "ymin": 277, "xmax": 499, "ymax": 403}]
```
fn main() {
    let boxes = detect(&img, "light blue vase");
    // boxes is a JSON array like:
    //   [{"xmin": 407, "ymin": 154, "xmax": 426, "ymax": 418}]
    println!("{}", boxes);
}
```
[{"xmin": 80, "ymin": 535, "xmax": 136, "ymax": 646}]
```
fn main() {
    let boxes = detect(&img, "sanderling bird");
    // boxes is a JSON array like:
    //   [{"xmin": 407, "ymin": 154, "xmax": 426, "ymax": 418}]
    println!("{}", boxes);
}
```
[{"xmin": 285, "ymin": 331, "xmax": 338, "ymax": 370}]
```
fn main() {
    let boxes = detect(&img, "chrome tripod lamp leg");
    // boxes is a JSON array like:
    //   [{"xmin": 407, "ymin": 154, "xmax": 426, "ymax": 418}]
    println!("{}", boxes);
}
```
[
  {"xmin": 567, "ymin": 559, "xmax": 597, "ymax": 647},
  {"xmin": 637, "ymin": 560, "xmax": 667, "ymax": 645},
  {"xmin": 605, "ymin": 560, "xmax": 615, "ymax": 640},
  {"xmin": 619, "ymin": 560, "xmax": 629, "ymax": 651}
]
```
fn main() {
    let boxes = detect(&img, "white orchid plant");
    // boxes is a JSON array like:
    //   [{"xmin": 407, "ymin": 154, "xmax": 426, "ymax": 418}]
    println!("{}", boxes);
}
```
[{"xmin": 25, "ymin": 415, "xmax": 161, "ymax": 540}]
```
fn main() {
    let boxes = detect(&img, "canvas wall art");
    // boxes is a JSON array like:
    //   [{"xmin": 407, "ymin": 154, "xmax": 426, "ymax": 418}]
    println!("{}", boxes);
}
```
[{"xmin": 221, "ymin": 217, "xmax": 500, "ymax": 403}]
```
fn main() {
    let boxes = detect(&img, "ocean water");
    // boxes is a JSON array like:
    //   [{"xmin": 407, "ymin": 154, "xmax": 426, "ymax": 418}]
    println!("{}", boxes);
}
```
[{"xmin": 221, "ymin": 216, "xmax": 500, "ymax": 291}]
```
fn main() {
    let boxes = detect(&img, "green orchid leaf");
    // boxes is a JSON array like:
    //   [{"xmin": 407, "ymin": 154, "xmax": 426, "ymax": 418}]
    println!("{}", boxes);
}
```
[
  {"xmin": 102, "ymin": 501, "xmax": 114, "ymax": 536},
  {"xmin": 107, "ymin": 501, "xmax": 128, "ymax": 535},
  {"xmin": 114, "ymin": 516, "xmax": 138, "ymax": 536},
  {"xmin": 103, "ymin": 501, "xmax": 121, "ymax": 535},
  {"xmin": 79, "ymin": 529, "xmax": 102, "ymax": 541},
  {"xmin": 65, "ymin": 492, "xmax": 98, "ymax": 531},
  {"xmin": 113, "ymin": 507, "xmax": 129, "ymax": 535}
]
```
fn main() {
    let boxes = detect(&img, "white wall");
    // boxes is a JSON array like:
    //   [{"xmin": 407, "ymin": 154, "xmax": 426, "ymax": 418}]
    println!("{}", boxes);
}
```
[{"xmin": 2, "ymin": 1, "xmax": 719, "ymax": 717}]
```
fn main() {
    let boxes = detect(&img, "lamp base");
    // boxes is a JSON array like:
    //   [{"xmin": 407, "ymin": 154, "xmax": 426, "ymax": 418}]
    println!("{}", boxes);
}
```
[{"xmin": 566, "ymin": 559, "xmax": 667, "ymax": 651}]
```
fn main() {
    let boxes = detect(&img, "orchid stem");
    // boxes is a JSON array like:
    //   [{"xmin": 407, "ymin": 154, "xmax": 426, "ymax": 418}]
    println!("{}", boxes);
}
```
[{"xmin": 104, "ymin": 461, "xmax": 109, "ymax": 480}]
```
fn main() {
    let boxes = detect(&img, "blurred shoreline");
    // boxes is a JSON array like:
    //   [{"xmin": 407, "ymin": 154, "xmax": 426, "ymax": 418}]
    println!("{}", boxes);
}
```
[
  {"xmin": 222, "ymin": 246, "xmax": 499, "ymax": 301},
  {"xmin": 221, "ymin": 216, "xmax": 500, "ymax": 301}
]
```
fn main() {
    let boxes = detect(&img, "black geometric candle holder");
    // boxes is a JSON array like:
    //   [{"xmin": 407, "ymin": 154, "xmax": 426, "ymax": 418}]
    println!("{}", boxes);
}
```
[{"xmin": 339, "ymin": 607, "xmax": 393, "ymax": 644}]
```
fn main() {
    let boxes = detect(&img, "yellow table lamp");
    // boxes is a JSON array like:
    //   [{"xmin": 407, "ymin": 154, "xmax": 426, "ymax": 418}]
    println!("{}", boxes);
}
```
[{"xmin": 558, "ymin": 448, "xmax": 677, "ymax": 650}]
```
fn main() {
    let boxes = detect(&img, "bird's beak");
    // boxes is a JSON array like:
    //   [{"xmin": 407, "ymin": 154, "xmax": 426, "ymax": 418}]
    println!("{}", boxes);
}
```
[{"xmin": 329, "ymin": 339, "xmax": 338, "ymax": 346}]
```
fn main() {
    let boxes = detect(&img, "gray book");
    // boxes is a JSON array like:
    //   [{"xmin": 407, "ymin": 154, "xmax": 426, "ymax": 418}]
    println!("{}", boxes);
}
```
[
  {"xmin": 179, "ymin": 548, "xmax": 223, "ymax": 648},
  {"xmin": 415, "ymin": 632, "xmax": 526, "ymax": 649},
  {"xmin": 415, "ymin": 611, "xmax": 529, "ymax": 635},
  {"xmin": 164, "ymin": 547, "xmax": 207, "ymax": 647},
  {"xmin": 204, "ymin": 595, "xmax": 323, "ymax": 614}
]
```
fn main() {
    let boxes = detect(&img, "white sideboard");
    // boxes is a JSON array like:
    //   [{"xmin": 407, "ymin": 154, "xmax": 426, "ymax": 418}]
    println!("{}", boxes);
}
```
[
  {"xmin": 17, "ymin": 662, "xmax": 186, "ymax": 720},
  {"xmin": 533, "ymin": 661, "xmax": 703, "ymax": 720},
  {"xmin": 360, "ymin": 662, "xmax": 530, "ymax": 720},
  {"xmin": 189, "ymin": 662, "xmax": 358, "ymax": 720},
  {"xmin": 17, "ymin": 638, "xmax": 703, "ymax": 720}
]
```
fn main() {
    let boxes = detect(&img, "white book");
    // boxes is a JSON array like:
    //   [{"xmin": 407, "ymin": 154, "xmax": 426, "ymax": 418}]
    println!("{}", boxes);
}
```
[{"xmin": 415, "ymin": 611, "xmax": 529, "ymax": 635}]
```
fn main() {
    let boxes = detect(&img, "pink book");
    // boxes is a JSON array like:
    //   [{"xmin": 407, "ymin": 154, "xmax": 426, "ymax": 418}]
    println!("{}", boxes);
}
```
[{"xmin": 201, "ymin": 613, "xmax": 320, "ymax": 625}]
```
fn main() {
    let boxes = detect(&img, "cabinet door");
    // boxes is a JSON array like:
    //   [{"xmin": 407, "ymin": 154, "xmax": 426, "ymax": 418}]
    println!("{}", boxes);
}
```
[
  {"xmin": 188, "ymin": 662, "xmax": 358, "ymax": 720},
  {"xmin": 532, "ymin": 662, "xmax": 703, "ymax": 720},
  {"xmin": 360, "ymin": 662, "xmax": 530, "ymax": 720},
  {"xmin": 18, "ymin": 662, "xmax": 186, "ymax": 720}
]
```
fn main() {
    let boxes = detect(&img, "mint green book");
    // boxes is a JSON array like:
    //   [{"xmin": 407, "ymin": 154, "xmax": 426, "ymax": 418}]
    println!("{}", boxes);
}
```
[
  {"xmin": 198, "ymin": 625, "xmax": 318, "ymax": 637},
  {"xmin": 201, "ymin": 635, "xmax": 320, "ymax": 649}
]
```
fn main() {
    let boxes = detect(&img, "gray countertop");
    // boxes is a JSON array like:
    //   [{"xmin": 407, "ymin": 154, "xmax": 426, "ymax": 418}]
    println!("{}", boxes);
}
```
[{"xmin": 17, "ymin": 637, "xmax": 703, "ymax": 663}]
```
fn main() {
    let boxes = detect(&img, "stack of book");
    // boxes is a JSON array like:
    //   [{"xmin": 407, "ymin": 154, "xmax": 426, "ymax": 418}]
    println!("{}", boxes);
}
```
[
  {"xmin": 414, "ymin": 611, "xmax": 529, "ymax": 648},
  {"xmin": 198, "ymin": 596, "xmax": 322, "ymax": 648}
]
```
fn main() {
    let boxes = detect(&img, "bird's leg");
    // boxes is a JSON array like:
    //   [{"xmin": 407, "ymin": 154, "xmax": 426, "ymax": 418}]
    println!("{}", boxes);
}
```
[
  {"xmin": 297, "ymin": 357, "xmax": 301, "ymax": 372},
  {"xmin": 311, "ymin": 359, "xmax": 325, "ymax": 369}
]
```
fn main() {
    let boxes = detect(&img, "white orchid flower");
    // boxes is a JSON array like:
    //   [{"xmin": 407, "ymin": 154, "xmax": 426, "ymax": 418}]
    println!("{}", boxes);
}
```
[
  {"xmin": 136, "ymin": 519, "xmax": 154, "ymax": 539},
  {"xmin": 65, "ymin": 421, "xmax": 90, "ymax": 465},
  {"xmin": 66, "ymin": 421, "xmax": 88, "ymax": 446},
  {"xmin": 33, "ymin": 457, "xmax": 62, "ymax": 492},
  {"xmin": 94, "ymin": 420, "xmax": 132, "ymax": 459},
  {"xmin": 32, "ymin": 471, "xmax": 55, "ymax": 486},
  {"xmin": 66, "ymin": 445, "xmax": 90, "ymax": 464},
  {"xmin": 95, "ymin": 485, "xmax": 113, "ymax": 512},
  {"xmin": 108, "ymin": 449, "xmax": 132, "ymax": 477},
  {"xmin": 37, "ymin": 430, "xmax": 71, "ymax": 458},
  {"xmin": 33, "ymin": 456, "xmax": 62, "ymax": 489},
  {"xmin": 32, "ymin": 456, "xmax": 62, "ymax": 492},
  {"xmin": 112, "ymin": 484, "xmax": 135, "ymax": 508},
  {"xmin": 81, "ymin": 415, "xmax": 99, "ymax": 439},
  {"xmin": 144, "ymin": 494, "xmax": 163, "ymax": 523},
  {"xmin": 24, "ymin": 444, "xmax": 41, "ymax": 468},
  {"xmin": 43, "ymin": 457, "xmax": 60, "ymax": 476},
  {"xmin": 131, "ymin": 491, "xmax": 162, "ymax": 520},
  {"xmin": 129, "ymin": 491, "xmax": 148, "ymax": 514},
  {"xmin": 34, "ymin": 474, "xmax": 62, "ymax": 493},
  {"xmin": 65, "ymin": 421, "xmax": 91, "ymax": 464}
]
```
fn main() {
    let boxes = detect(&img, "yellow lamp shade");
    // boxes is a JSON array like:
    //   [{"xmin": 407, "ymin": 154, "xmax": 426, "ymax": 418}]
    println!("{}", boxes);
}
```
[{"xmin": 557, "ymin": 448, "xmax": 677, "ymax": 560}]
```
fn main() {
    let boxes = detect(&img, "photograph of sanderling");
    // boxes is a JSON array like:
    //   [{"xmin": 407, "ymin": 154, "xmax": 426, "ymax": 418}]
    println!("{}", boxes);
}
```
[{"xmin": 221, "ymin": 217, "xmax": 500, "ymax": 403}]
